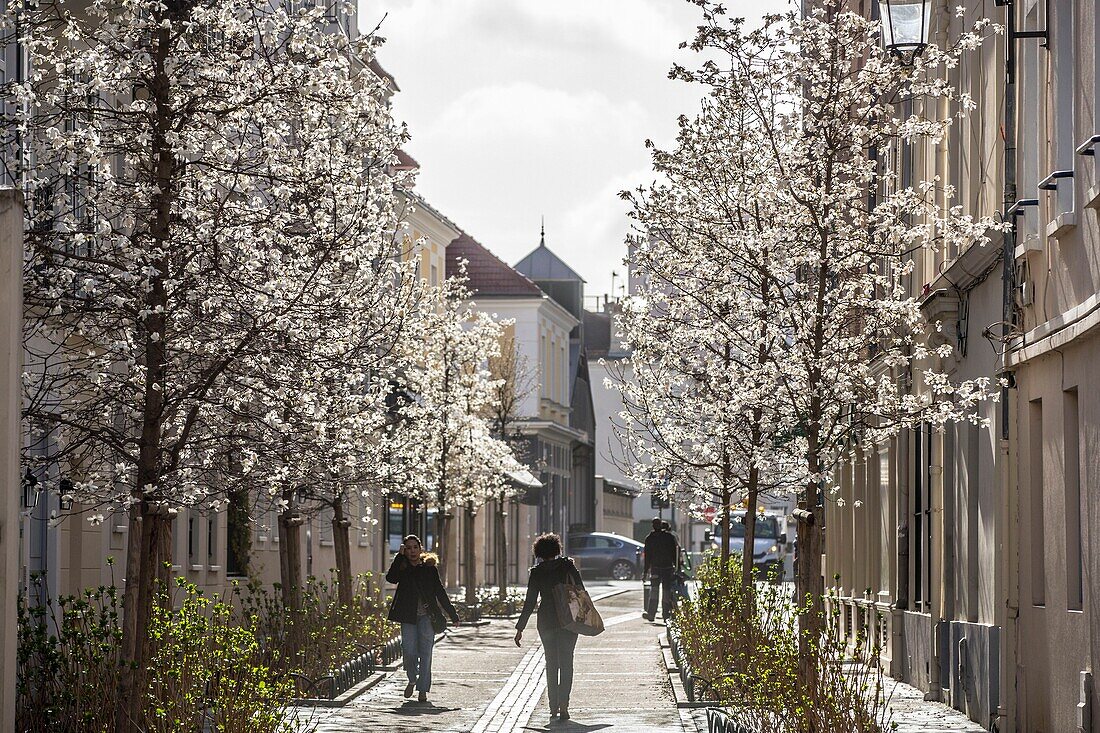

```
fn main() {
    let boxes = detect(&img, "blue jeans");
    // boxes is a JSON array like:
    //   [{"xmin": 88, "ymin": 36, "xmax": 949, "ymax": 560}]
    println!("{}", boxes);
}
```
[{"xmin": 401, "ymin": 615, "xmax": 435, "ymax": 692}]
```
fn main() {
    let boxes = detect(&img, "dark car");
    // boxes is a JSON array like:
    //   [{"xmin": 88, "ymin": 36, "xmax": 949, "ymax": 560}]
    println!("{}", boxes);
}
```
[{"xmin": 568, "ymin": 532, "xmax": 645, "ymax": 580}]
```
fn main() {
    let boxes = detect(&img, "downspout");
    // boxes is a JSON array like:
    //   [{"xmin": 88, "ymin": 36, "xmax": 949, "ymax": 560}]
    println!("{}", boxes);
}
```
[{"xmin": 998, "ymin": 0, "xmax": 1019, "ymax": 729}]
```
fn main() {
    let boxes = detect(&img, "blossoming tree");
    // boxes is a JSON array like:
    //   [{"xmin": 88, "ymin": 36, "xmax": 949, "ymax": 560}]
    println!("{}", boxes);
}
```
[
  {"xmin": 12, "ymin": 0, "xmax": 411, "ymax": 723},
  {"xmin": 619, "ymin": 0, "xmax": 1004, "ymax": 680},
  {"xmin": 395, "ymin": 277, "xmax": 524, "ymax": 592}
]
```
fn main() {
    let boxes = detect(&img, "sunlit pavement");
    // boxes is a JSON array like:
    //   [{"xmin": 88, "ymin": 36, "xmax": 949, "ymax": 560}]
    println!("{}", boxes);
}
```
[{"xmin": 302, "ymin": 583, "xmax": 694, "ymax": 733}]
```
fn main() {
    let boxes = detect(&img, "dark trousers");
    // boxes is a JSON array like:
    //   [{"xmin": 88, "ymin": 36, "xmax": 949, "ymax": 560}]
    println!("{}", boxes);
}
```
[
  {"xmin": 647, "ymin": 567, "xmax": 675, "ymax": 619},
  {"xmin": 539, "ymin": 627, "xmax": 579, "ymax": 711}
]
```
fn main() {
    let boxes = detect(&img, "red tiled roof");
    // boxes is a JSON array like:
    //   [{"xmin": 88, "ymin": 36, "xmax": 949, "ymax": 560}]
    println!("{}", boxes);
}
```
[
  {"xmin": 394, "ymin": 149, "xmax": 419, "ymax": 171},
  {"xmin": 446, "ymin": 234, "xmax": 544, "ymax": 297}
]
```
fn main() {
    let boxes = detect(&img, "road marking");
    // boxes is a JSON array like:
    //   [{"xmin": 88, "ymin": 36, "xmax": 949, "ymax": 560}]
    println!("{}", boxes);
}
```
[{"xmin": 603, "ymin": 610, "xmax": 643, "ymax": 627}]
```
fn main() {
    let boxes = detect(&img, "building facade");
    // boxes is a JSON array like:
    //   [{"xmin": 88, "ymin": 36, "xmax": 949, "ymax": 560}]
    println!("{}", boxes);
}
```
[
  {"xmin": 514, "ymin": 231, "xmax": 598, "ymax": 540},
  {"xmin": 826, "ymin": 1, "xmax": 1100, "ymax": 731},
  {"xmin": 1, "ymin": 189, "xmax": 23, "ymax": 731},
  {"xmin": 445, "ymin": 231, "xmax": 580, "ymax": 588}
]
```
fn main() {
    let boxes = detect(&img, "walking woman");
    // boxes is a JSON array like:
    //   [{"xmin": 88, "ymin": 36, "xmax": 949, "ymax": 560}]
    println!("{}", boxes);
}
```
[
  {"xmin": 386, "ymin": 534, "xmax": 459, "ymax": 703},
  {"xmin": 513, "ymin": 532, "xmax": 584, "ymax": 720}
]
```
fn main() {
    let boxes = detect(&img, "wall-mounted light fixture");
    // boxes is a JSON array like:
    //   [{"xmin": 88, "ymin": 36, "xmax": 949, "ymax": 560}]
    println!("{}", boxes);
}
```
[
  {"xmin": 22, "ymin": 469, "xmax": 39, "ymax": 509},
  {"xmin": 880, "ymin": 0, "xmax": 931, "ymax": 65}
]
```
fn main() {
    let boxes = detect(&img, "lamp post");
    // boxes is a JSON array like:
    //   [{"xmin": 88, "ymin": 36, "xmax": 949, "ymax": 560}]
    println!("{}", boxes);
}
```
[{"xmin": 880, "ymin": 0, "xmax": 931, "ymax": 65}]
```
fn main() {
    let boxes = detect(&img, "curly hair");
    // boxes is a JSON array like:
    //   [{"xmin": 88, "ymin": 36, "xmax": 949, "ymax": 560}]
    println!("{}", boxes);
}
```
[{"xmin": 532, "ymin": 532, "xmax": 562, "ymax": 560}]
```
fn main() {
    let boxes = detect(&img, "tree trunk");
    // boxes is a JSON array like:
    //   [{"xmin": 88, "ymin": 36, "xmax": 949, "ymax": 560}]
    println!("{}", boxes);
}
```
[
  {"xmin": 741, "ymin": 468, "xmax": 759, "ymax": 593},
  {"xmin": 277, "ymin": 500, "xmax": 303, "ymax": 612},
  {"xmin": 332, "ymin": 498, "xmax": 353, "ymax": 607},
  {"xmin": 463, "ymin": 503, "xmax": 477, "ymax": 605},
  {"xmin": 719, "ymin": 485, "xmax": 732, "ymax": 572},
  {"xmin": 117, "ymin": 15, "xmax": 176, "ymax": 730},
  {"xmin": 434, "ymin": 507, "xmax": 451, "ymax": 587},
  {"xmin": 116, "ymin": 503, "xmax": 145, "ymax": 733},
  {"xmin": 496, "ymin": 494, "xmax": 509, "ymax": 600},
  {"xmin": 796, "ymin": 445, "xmax": 825, "ymax": 696}
]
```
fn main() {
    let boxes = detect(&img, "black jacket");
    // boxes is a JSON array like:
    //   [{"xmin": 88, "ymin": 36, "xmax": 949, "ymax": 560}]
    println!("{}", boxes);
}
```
[
  {"xmin": 516, "ymin": 557, "xmax": 584, "ymax": 633},
  {"xmin": 385, "ymin": 554, "xmax": 460, "ymax": 626},
  {"xmin": 643, "ymin": 529, "xmax": 679, "ymax": 571}
]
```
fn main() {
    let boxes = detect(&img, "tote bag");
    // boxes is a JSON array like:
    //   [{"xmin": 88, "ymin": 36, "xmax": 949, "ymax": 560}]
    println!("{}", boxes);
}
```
[{"xmin": 552, "ymin": 573, "xmax": 605, "ymax": 636}]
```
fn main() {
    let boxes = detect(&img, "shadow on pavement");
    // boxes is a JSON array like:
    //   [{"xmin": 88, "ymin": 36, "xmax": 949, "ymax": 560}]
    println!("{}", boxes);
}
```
[
  {"xmin": 389, "ymin": 702, "xmax": 461, "ymax": 716},
  {"xmin": 523, "ymin": 723, "xmax": 613, "ymax": 732}
]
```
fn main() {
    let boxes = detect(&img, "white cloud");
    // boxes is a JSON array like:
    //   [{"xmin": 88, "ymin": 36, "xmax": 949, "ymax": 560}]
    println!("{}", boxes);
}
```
[
  {"xmin": 428, "ymin": 83, "xmax": 647, "ymax": 142},
  {"xmin": 364, "ymin": 0, "xmax": 793, "ymax": 297}
]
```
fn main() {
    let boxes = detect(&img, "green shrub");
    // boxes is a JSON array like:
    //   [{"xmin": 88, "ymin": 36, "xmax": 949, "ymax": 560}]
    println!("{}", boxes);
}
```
[
  {"xmin": 16, "ymin": 575, "xmax": 123, "ymax": 732},
  {"xmin": 232, "ymin": 573, "xmax": 398, "ymax": 681},
  {"xmin": 672, "ymin": 556, "xmax": 891, "ymax": 732},
  {"xmin": 146, "ymin": 579, "xmax": 305, "ymax": 733}
]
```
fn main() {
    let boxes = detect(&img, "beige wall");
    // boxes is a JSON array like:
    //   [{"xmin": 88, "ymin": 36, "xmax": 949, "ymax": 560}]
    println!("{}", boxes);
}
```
[
  {"xmin": 1005, "ymin": 0, "xmax": 1100, "ymax": 729},
  {"xmin": 1, "ymin": 190, "xmax": 23, "ymax": 731}
]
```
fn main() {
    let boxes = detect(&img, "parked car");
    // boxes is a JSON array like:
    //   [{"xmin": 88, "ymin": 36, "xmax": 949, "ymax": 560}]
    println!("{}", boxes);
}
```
[
  {"xmin": 711, "ymin": 511, "xmax": 787, "ymax": 580},
  {"xmin": 568, "ymin": 532, "xmax": 645, "ymax": 580}
]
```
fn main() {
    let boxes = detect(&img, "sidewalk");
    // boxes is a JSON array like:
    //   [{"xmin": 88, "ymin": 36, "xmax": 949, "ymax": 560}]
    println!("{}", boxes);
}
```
[
  {"xmin": 885, "ymin": 682, "xmax": 988, "ymax": 733},
  {"xmin": 301, "ymin": 584, "xmax": 691, "ymax": 733}
]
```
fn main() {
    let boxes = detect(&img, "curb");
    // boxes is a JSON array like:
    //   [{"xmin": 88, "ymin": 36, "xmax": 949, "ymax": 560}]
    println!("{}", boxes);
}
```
[
  {"xmin": 591, "ymin": 586, "xmax": 634, "ymax": 603},
  {"xmin": 294, "ymin": 671, "xmax": 387, "ymax": 708},
  {"xmin": 660, "ymin": 631, "xmax": 711, "ymax": 710}
]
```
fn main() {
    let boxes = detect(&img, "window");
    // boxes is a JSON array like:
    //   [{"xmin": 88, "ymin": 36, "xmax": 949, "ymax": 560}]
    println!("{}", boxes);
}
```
[
  {"xmin": 1064, "ymin": 389, "xmax": 1082, "ymax": 611},
  {"xmin": 226, "ymin": 489, "xmax": 249, "ymax": 577},
  {"xmin": 318, "ymin": 507, "xmax": 334, "ymax": 547},
  {"xmin": 1016, "ymin": 2, "xmax": 1043, "ymax": 252},
  {"xmin": 1029, "ymin": 398, "xmax": 1045, "ymax": 606},
  {"xmin": 912, "ymin": 423, "xmax": 933, "ymax": 612},
  {"xmin": 207, "ymin": 516, "xmax": 217, "ymax": 565},
  {"xmin": 723, "ymin": 516, "xmax": 779, "ymax": 540},
  {"xmin": 430, "ymin": 263, "xmax": 438, "ymax": 286},
  {"xmin": 188, "ymin": 516, "xmax": 196, "ymax": 562},
  {"xmin": 965, "ymin": 422, "xmax": 980, "ymax": 623},
  {"xmin": 1045, "ymin": 0, "xmax": 1076, "ymax": 222}
]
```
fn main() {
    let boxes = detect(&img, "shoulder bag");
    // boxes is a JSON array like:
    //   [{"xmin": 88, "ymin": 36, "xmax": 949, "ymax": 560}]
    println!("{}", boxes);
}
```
[{"xmin": 552, "ymin": 570, "xmax": 604, "ymax": 636}]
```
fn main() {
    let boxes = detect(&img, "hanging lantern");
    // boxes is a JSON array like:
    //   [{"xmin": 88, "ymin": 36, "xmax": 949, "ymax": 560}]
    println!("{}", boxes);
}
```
[{"xmin": 881, "ymin": 0, "xmax": 931, "ymax": 64}]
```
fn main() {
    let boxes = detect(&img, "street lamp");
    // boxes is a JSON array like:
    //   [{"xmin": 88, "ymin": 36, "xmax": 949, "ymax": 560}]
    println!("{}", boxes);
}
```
[
  {"xmin": 58, "ymin": 478, "xmax": 74, "ymax": 511},
  {"xmin": 880, "ymin": 0, "xmax": 931, "ymax": 65},
  {"xmin": 22, "ymin": 469, "xmax": 39, "ymax": 509}
]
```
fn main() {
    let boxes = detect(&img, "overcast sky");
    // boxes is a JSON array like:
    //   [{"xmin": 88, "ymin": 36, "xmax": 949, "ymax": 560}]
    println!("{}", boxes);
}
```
[{"xmin": 363, "ymin": 1, "xmax": 792, "ymax": 304}]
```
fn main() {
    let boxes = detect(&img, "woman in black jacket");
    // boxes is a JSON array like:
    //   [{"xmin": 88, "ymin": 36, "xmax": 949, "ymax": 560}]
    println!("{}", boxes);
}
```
[
  {"xmin": 513, "ymin": 532, "xmax": 584, "ymax": 721},
  {"xmin": 386, "ymin": 534, "xmax": 459, "ymax": 703}
]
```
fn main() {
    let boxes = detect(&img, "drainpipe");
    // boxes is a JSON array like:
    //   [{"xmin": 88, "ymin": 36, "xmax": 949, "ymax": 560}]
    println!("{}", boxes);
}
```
[{"xmin": 998, "ymin": 0, "xmax": 1019, "ymax": 727}]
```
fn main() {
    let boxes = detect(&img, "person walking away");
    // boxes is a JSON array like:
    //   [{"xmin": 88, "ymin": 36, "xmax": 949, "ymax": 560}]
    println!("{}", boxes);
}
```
[
  {"xmin": 386, "ymin": 534, "xmax": 460, "ymax": 704},
  {"xmin": 514, "ymin": 533, "xmax": 584, "ymax": 721},
  {"xmin": 643, "ymin": 518, "xmax": 679, "ymax": 622}
]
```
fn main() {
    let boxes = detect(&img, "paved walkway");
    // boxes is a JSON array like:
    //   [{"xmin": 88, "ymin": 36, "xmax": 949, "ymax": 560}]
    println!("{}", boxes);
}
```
[
  {"xmin": 885, "ymin": 681, "xmax": 987, "ymax": 732},
  {"xmin": 300, "ymin": 581, "xmax": 986, "ymax": 733},
  {"xmin": 304, "ymin": 584, "xmax": 693, "ymax": 733}
]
